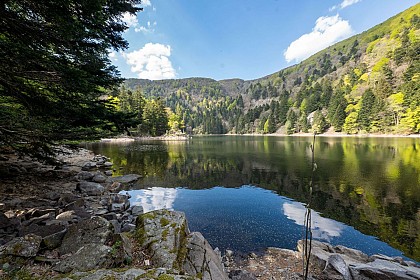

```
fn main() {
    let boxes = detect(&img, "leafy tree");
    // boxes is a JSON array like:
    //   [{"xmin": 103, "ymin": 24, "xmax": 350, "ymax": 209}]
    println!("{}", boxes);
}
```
[
  {"xmin": 312, "ymin": 110, "xmax": 327, "ymax": 133},
  {"xmin": 0, "ymin": 0, "xmax": 141, "ymax": 160},
  {"xmin": 343, "ymin": 112, "xmax": 359, "ymax": 134}
]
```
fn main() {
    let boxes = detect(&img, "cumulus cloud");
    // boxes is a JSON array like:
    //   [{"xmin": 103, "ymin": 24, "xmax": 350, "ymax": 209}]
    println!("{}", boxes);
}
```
[
  {"xmin": 284, "ymin": 15, "xmax": 353, "ymax": 63},
  {"xmin": 123, "ymin": 43, "xmax": 176, "ymax": 80},
  {"xmin": 135, "ymin": 21, "xmax": 157, "ymax": 33},
  {"xmin": 330, "ymin": 0, "xmax": 362, "ymax": 11},
  {"xmin": 122, "ymin": 12, "xmax": 139, "ymax": 28}
]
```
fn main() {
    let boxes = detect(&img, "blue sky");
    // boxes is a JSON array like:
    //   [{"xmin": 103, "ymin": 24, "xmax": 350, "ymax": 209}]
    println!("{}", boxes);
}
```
[{"xmin": 110, "ymin": 0, "xmax": 419, "ymax": 81}]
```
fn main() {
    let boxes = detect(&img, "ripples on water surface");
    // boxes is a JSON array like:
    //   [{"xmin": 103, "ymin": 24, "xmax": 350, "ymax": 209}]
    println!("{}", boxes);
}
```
[{"xmin": 85, "ymin": 136, "xmax": 420, "ymax": 262}]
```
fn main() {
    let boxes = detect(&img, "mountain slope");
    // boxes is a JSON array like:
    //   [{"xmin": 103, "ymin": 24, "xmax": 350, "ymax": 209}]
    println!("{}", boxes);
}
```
[{"xmin": 123, "ymin": 3, "xmax": 420, "ymax": 135}]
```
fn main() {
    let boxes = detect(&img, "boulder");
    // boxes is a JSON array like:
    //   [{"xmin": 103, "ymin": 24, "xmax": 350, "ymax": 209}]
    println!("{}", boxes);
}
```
[
  {"xmin": 92, "ymin": 173, "xmax": 107, "ymax": 183},
  {"xmin": 54, "ymin": 243, "xmax": 112, "ymax": 273},
  {"xmin": 183, "ymin": 232, "xmax": 229, "ymax": 280},
  {"xmin": 76, "ymin": 181, "xmax": 104, "ymax": 196},
  {"xmin": 297, "ymin": 239, "xmax": 420, "ymax": 280},
  {"xmin": 0, "ymin": 234, "xmax": 42, "ymax": 257},
  {"xmin": 322, "ymin": 254, "xmax": 351, "ymax": 280},
  {"xmin": 131, "ymin": 205, "xmax": 144, "ymax": 216},
  {"xmin": 59, "ymin": 216, "xmax": 112, "ymax": 255},
  {"xmin": 136, "ymin": 210, "xmax": 228, "ymax": 280},
  {"xmin": 111, "ymin": 174, "xmax": 141, "ymax": 184},
  {"xmin": 136, "ymin": 210, "xmax": 189, "ymax": 269},
  {"xmin": 81, "ymin": 162, "xmax": 97, "ymax": 171},
  {"xmin": 75, "ymin": 171, "xmax": 94, "ymax": 181},
  {"xmin": 42, "ymin": 227, "xmax": 67, "ymax": 250}
]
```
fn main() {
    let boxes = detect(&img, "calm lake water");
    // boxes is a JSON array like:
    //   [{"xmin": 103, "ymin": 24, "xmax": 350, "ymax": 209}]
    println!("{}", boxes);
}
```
[{"xmin": 84, "ymin": 136, "xmax": 420, "ymax": 262}]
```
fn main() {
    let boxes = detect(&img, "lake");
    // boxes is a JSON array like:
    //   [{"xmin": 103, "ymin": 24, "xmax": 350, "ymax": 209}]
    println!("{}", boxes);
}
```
[{"xmin": 84, "ymin": 135, "xmax": 420, "ymax": 262}]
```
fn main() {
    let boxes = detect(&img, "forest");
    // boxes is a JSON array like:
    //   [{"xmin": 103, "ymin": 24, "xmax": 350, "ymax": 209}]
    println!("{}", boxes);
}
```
[
  {"xmin": 0, "ymin": 1, "xmax": 419, "ymax": 160},
  {"xmin": 119, "ymin": 4, "xmax": 419, "ymax": 137}
]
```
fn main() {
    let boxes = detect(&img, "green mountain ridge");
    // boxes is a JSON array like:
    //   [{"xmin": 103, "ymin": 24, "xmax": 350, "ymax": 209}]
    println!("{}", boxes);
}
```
[{"xmin": 121, "ymin": 3, "xmax": 420, "ymax": 135}]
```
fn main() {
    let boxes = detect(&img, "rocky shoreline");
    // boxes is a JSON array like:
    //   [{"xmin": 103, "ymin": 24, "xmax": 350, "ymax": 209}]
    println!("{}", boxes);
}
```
[{"xmin": 0, "ymin": 147, "xmax": 419, "ymax": 279}]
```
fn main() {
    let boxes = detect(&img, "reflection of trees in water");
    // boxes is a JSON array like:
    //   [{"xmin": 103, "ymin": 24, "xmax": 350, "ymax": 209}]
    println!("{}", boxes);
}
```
[{"xmin": 87, "ymin": 138, "xmax": 420, "ymax": 261}]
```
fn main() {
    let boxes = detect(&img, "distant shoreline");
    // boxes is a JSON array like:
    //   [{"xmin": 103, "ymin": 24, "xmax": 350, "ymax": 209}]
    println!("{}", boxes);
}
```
[{"xmin": 100, "ymin": 132, "xmax": 419, "ymax": 143}]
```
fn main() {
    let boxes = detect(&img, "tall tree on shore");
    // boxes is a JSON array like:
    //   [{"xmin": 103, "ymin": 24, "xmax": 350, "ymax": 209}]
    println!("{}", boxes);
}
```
[{"xmin": 0, "ymin": 0, "xmax": 142, "ymax": 160}]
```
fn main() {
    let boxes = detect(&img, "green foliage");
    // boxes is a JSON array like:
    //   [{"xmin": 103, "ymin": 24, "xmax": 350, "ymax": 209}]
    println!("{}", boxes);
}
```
[
  {"xmin": 312, "ymin": 110, "xmax": 327, "ymax": 134},
  {"xmin": 142, "ymin": 99, "xmax": 169, "ymax": 136},
  {"xmin": 121, "ymin": 4, "xmax": 420, "ymax": 136},
  {"xmin": 0, "ymin": 0, "xmax": 141, "ymax": 159}
]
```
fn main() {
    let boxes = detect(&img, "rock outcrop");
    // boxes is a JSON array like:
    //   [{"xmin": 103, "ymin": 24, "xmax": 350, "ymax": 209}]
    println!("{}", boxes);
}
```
[
  {"xmin": 136, "ymin": 209, "xmax": 229, "ymax": 280},
  {"xmin": 297, "ymin": 240, "xmax": 420, "ymax": 280}
]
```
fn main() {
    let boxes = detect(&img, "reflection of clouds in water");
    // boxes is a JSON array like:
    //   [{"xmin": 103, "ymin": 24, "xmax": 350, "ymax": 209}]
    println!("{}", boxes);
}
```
[
  {"xmin": 133, "ymin": 187, "xmax": 177, "ymax": 213},
  {"xmin": 283, "ymin": 202, "xmax": 343, "ymax": 241}
]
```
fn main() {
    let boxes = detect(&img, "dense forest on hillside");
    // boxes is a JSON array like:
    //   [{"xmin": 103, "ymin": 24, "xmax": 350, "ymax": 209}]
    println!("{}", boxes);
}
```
[{"xmin": 117, "ymin": 4, "xmax": 419, "ymax": 136}]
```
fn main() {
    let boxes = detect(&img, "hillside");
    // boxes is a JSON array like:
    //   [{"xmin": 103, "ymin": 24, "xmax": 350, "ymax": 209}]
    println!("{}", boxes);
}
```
[{"xmin": 123, "ymin": 4, "xmax": 420, "ymax": 135}]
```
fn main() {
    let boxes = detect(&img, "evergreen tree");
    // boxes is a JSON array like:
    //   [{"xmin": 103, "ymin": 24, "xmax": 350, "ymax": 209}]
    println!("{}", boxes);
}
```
[
  {"xmin": 142, "ymin": 98, "xmax": 169, "ymax": 136},
  {"xmin": 0, "ymin": 0, "xmax": 141, "ymax": 160},
  {"xmin": 358, "ymin": 89, "xmax": 376, "ymax": 130}
]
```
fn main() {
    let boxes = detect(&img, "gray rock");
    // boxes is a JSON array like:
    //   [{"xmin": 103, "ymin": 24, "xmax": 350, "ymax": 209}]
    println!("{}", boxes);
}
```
[
  {"xmin": 75, "ymin": 171, "xmax": 94, "ymax": 181},
  {"xmin": 229, "ymin": 269, "xmax": 257, "ymax": 280},
  {"xmin": 92, "ymin": 173, "xmax": 107, "ymax": 183},
  {"xmin": 121, "ymin": 223, "xmax": 136, "ymax": 232},
  {"xmin": 131, "ymin": 205, "xmax": 144, "ymax": 216},
  {"xmin": 108, "ymin": 193, "xmax": 130, "ymax": 212},
  {"xmin": 183, "ymin": 232, "xmax": 229, "ymax": 280},
  {"xmin": 136, "ymin": 209, "xmax": 189, "ymax": 269},
  {"xmin": 102, "ymin": 212, "xmax": 118, "ymax": 221},
  {"xmin": 0, "ymin": 234, "xmax": 42, "ymax": 257},
  {"xmin": 104, "ymin": 161, "xmax": 113, "ymax": 167},
  {"xmin": 111, "ymin": 174, "xmax": 141, "ymax": 184},
  {"xmin": 349, "ymin": 263, "xmax": 419, "ymax": 280},
  {"xmin": 0, "ymin": 212, "xmax": 10, "ymax": 229},
  {"xmin": 43, "ymin": 227, "xmax": 67, "ymax": 250},
  {"xmin": 334, "ymin": 245, "xmax": 369, "ymax": 263},
  {"xmin": 104, "ymin": 170, "xmax": 113, "ymax": 176},
  {"xmin": 76, "ymin": 181, "xmax": 104, "ymax": 196},
  {"xmin": 109, "ymin": 219, "xmax": 121, "ymax": 234},
  {"xmin": 56, "ymin": 210, "xmax": 79, "ymax": 222},
  {"xmin": 323, "ymin": 254, "xmax": 351, "ymax": 280},
  {"xmin": 81, "ymin": 162, "xmax": 97, "ymax": 171},
  {"xmin": 54, "ymin": 243, "xmax": 112, "ymax": 273},
  {"xmin": 59, "ymin": 216, "xmax": 112, "ymax": 255}
]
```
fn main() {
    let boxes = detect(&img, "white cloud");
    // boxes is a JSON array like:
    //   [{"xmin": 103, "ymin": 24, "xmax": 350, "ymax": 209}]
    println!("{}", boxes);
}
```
[
  {"xmin": 284, "ymin": 15, "xmax": 353, "ymax": 63},
  {"xmin": 108, "ymin": 50, "xmax": 118, "ymax": 61},
  {"xmin": 283, "ymin": 202, "xmax": 344, "ymax": 241},
  {"xmin": 122, "ymin": 12, "xmax": 139, "ymax": 28},
  {"xmin": 141, "ymin": 0, "xmax": 151, "ymax": 7},
  {"xmin": 330, "ymin": 0, "xmax": 362, "ymax": 11},
  {"xmin": 123, "ymin": 43, "xmax": 176, "ymax": 80},
  {"xmin": 122, "ymin": 12, "xmax": 156, "ymax": 33}
]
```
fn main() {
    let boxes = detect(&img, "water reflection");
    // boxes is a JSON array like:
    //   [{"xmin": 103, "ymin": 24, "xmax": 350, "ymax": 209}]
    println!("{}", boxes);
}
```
[
  {"xmin": 283, "ymin": 202, "xmax": 344, "ymax": 241},
  {"xmin": 125, "ymin": 186, "xmax": 408, "ymax": 261},
  {"xmin": 85, "ymin": 136, "xmax": 420, "ymax": 261},
  {"xmin": 132, "ymin": 187, "xmax": 177, "ymax": 212}
]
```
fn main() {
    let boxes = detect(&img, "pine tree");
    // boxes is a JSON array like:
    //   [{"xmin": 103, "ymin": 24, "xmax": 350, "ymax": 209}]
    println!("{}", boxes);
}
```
[{"xmin": 0, "ymin": 0, "xmax": 141, "ymax": 160}]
